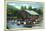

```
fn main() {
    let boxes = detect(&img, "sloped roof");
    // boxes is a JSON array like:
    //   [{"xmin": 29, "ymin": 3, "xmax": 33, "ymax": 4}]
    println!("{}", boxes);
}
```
[{"xmin": 25, "ymin": 10, "xmax": 39, "ymax": 15}]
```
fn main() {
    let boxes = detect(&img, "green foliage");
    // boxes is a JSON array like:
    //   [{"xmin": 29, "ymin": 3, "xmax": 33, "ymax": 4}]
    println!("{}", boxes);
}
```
[
  {"xmin": 28, "ymin": 6, "xmax": 32, "ymax": 10},
  {"xmin": 21, "ymin": 6, "xmax": 32, "ymax": 10},
  {"xmin": 33, "ymin": 8, "xmax": 37, "ymax": 11},
  {"xmin": 7, "ymin": 5, "xmax": 43, "ymax": 19},
  {"xmin": 33, "ymin": 8, "xmax": 43, "ymax": 15},
  {"xmin": 21, "ymin": 6, "xmax": 27, "ymax": 10},
  {"xmin": 7, "ymin": 4, "xmax": 19, "ymax": 15},
  {"xmin": 37, "ymin": 9, "xmax": 43, "ymax": 15}
]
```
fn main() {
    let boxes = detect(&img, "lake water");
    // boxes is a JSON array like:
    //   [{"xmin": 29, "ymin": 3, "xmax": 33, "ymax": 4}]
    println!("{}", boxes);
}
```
[{"xmin": 7, "ymin": 20, "xmax": 32, "ymax": 29}]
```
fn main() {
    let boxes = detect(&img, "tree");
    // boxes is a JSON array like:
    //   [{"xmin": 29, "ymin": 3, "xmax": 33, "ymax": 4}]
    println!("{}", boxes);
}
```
[
  {"xmin": 37, "ymin": 9, "xmax": 43, "ymax": 15},
  {"xmin": 21, "ymin": 6, "xmax": 27, "ymax": 10},
  {"xmin": 7, "ymin": 4, "xmax": 19, "ymax": 17},
  {"xmin": 33, "ymin": 8, "xmax": 37, "ymax": 11},
  {"xmin": 33, "ymin": 8, "xmax": 43, "ymax": 15},
  {"xmin": 28, "ymin": 6, "xmax": 32, "ymax": 10},
  {"xmin": 24, "ymin": 6, "xmax": 27, "ymax": 10}
]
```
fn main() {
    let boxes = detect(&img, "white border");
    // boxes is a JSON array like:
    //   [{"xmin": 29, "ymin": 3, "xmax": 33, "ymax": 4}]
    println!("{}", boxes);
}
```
[{"xmin": 0, "ymin": 0, "xmax": 46, "ymax": 31}]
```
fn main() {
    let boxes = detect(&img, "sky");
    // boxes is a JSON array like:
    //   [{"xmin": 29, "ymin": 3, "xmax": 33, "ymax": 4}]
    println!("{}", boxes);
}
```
[{"xmin": 8, "ymin": 2, "xmax": 44, "ymax": 9}]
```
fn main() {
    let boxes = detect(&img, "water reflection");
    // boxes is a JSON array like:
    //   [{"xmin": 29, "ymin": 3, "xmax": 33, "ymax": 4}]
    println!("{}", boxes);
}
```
[{"xmin": 7, "ymin": 20, "xmax": 32, "ymax": 29}]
